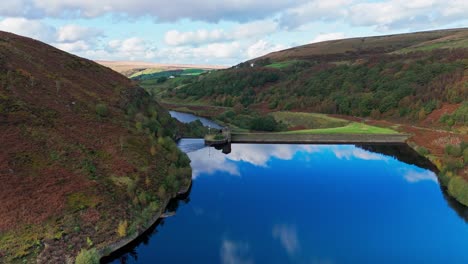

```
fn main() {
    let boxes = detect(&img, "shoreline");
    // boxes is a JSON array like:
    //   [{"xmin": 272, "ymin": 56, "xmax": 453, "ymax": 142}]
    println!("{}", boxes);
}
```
[{"xmin": 98, "ymin": 179, "xmax": 192, "ymax": 261}]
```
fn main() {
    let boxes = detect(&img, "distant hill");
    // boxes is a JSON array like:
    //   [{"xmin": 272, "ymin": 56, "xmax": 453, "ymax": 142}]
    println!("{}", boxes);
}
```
[
  {"xmin": 153, "ymin": 28, "xmax": 467, "ymax": 128},
  {"xmin": 0, "ymin": 31, "xmax": 191, "ymax": 263},
  {"xmin": 96, "ymin": 60, "xmax": 227, "ymax": 77},
  {"xmin": 254, "ymin": 28, "xmax": 468, "ymax": 62}
]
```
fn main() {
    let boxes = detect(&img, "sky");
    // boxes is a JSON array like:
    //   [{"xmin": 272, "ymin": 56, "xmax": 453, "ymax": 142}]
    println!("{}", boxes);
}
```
[{"xmin": 0, "ymin": 0, "xmax": 467, "ymax": 66}]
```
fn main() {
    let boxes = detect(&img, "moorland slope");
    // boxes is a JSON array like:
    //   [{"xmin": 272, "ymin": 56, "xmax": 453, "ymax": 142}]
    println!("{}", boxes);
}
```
[{"xmin": 0, "ymin": 31, "xmax": 191, "ymax": 263}]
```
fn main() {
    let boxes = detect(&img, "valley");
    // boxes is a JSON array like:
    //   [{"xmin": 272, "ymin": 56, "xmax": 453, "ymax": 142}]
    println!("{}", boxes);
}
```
[{"xmin": 0, "ymin": 26, "xmax": 466, "ymax": 264}]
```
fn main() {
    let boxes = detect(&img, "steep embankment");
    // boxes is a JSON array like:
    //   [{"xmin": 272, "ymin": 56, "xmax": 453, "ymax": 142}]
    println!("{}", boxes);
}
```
[
  {"xmin": 0, "ymin": 31, "xmax": 191, "ymax": 263},
  {"xmin": 143, "ymin": 28, "xmax": 467, "ymax": 204}
]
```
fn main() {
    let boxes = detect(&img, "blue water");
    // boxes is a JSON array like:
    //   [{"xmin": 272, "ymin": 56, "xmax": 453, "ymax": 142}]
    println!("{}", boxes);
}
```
[
  {"xmin": 106, "ymin": 140, "xmax": 468, "ymax": 264},
  {"xmin": 169, "ymin": 111, "xmax": 222, "ymax": 129}
]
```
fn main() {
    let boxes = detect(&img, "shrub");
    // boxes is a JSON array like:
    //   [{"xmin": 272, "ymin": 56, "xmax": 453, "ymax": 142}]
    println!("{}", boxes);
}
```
[
  {"xmin": 250, "ymin": 115, "xmax": 280, "ymax": 132},
  {"xmin": 464, "ymin": 148, "xmax": 468, "ymax": 165},
  {"xmin": 117, "ymin": 220, "xmax": 128, "ymax": 237},
  {"xmin": 214, "ymin": 134, "xmax": 225, "ymax": 140},
  {"xmin": 444, "ymin": 159, "xmax": 464, "ymax": 172},
  {"xmin": 75, "ymin": 248, "xmax": 99, "ymax": 264},
  {"xmin": 448, "ymin": 176, "xmax": 468, "ymax": 207},
  {"xmin": 95, "ymin": 103, "xmax": 108, "ymax": 117},
  {"xmin": 445, "ymin": 144, "xmax": 462, "ymax": 157},
  {"xmin": 416, "ymin": 146, "xmax": 430, "ymax": 156},
  {"xmin": 158, "ymin": 185, "xmax": 166, "ymax": 198}
]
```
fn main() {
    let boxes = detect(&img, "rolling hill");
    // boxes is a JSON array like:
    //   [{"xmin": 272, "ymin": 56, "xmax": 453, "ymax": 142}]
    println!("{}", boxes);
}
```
[
  {"xmin": 96, "ymin": 60, "xmax": 226, "ymax": 77},
  {"xmin": 153, "ymin": 28, "xmax": 467, "ymax": 126},
  {"xmin": 255, "ymin": 28, "xmax": 468, "ymax": 62},
  {"xmin": 0, "ymin": 31, "xmax": 192, "ymax": 263}
]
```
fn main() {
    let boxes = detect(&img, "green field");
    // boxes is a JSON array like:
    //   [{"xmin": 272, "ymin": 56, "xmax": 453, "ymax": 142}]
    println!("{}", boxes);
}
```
[
  {"xmin": 271, "ymin": 111, "xmax": 349, "ymax": 129},
  {"xmin": 282, "ymin": 122, "xmax": 398, "ymax": 134},
  {"xmin": 181, "ymin": 69, "xmax": 206, "ymax": 75},
  {"xmin": 265, "ymin": 60, "xmax": 300, "ymax": 69},
  {"xmin": 129, "ymin": 68, "xmax": 163, "ymax": 78},
  {"xmin": 132, "ymin": 68, "xmax": 207, "ymax": 80}
]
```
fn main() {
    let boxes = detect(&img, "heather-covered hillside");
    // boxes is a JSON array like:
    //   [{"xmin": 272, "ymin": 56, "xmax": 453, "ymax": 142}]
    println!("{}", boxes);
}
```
[{"xmin": 0, "ymin": 31, "xmax": 191, "ymax": 263}]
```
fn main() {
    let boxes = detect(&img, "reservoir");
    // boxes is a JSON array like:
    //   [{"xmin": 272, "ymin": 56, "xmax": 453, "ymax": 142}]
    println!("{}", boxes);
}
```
[
  {"xmin": 105, "ymin": 139, "xmax": 468, "ymax": 264},
  {"xmin": 169, "ymin": 111, "xmax": 222, "ymax": 129}
]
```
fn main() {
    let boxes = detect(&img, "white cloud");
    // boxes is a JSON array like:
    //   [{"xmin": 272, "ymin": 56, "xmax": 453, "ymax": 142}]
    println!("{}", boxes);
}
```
[
  {"xmin": 0, "ymin": 17, "xmax": 56, "ymax": 42},
  {"xmin": 232, "ymin": 20, "xmax": 279, "ymax": 39},
  {"xmin": 280, "ymin": 0, "xmax": 352, "ymax": 29},
  {"xmin": 246, "ymin": 40, "xmax": 286, "ymax": 59},
  {"xmin": 105, "ymin": 37, "xmax": 157, "ymax": 60},
  {"xmin": 1, "ymin": 0, "xmax": 467, "ymax": 65},
  {"xmin": 164, "ymin": 20, "xmax": 278, "ymax": 46},
  {"xmin": 54, "ymin": 40, "xmax": 90, "ymax": 52},
  {"xmin": 164, "ymin": 29, "xmax": 226, "ymax": 46},
  {"xmin": 278, "ymin": 0, "xmax": 468, "ymax": 31},
  {"xmin": 56, "ymin": 24, "xmax": 102, "ymax": 43},
  {"xmin": 348, "ymin": 0, "xmax": 468, "ymax": 31},
  {"xmin": 154, "ymin": 42, "xmax": 243, "ymax": 65},
  {"xmin": 310, "ymin": 32, "xmax": 347, "ymax": 43},
  {"xmin": 272, "ymin": 224, "xmax": 300, "ymax": 255},
  {"xmin": 9, "ymin": 0, "xmax": 307, "ymax": 22},
  {"xmin": 0, "ymin": 18, "xmax": 106, "ymax": 57},
  {"xmin": 220, "ymin": 240, "xmax": 253, "ymax": 264}
]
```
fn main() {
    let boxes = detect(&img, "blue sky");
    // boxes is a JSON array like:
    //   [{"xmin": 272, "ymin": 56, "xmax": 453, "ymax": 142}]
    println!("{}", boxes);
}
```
[{"xmin": 0, "ymin": 0, "xmax": 467, "ymax": 66}]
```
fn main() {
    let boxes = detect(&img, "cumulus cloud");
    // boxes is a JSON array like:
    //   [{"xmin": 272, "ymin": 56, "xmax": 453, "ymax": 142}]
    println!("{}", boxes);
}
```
[
  {"xmin": 3, "ymin": 0, "xmax": 306, "ymax": 23},
  {"xmin": 0, "ymin": 17, "xmax": 56, "ymax": 42},
  {"xmin": 0, "ymin": 18, "xmax": 106, "ymax": 56},
  {"xmin": 280, "ymin": 0, "xmax": 352, "ymax": 29},
  {"xmin": 2, "ymin": 0, "xmax": 467, "ymax": 65},
  {"xmin": 246, "ymin": 40, "xmax": 287, "ymax": 59},
  {"xmin": 164, "ymin": 20, "xmax": 278, "ymax": 46},
  {"xmin": 348, "ymin": 1, "xmax": 429, "ymax": 31},
  {"xmin": 54, "ymin": 40, "xmax": 90, "ymax": 52},
  {"xmin": 56, "ymin": 24, "xmax": 102, "ymax": 43},
  {"xmin": 106, "ymin": 37, "xmax": 157, "ymax": 60},
  {"xmin": 165, "ymin": 29, "xmax": 226, "ymax": 46},
  {"xmin": 310, "ymin": 32, "xmax": 347, "ymax": 43},
  {"xmin": 279, "ymin": 0, "xmax": 468, "ymax": 31}
]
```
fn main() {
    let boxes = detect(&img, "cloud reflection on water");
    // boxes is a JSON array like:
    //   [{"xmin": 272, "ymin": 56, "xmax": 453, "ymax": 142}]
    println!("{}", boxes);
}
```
[
  {"xmin": 188, "ymin": 147, "xmax": 240, "ymax": 178},
  {"xmin": 272, "ymin": 224, "xmax": 300, "ymax": 256},
  {"xmin": 330, "ymin": 146, "xmax": 389, "ymax": 161},
  {"xmin": 184, "ymin": 142, "xmax": 428, "ymax": 182},
  {"xmin": 220, "ymin": 239, "xmax": 253, "ymax": 264},
  {"xmin": 402, "ymin": 168, "xmax": 438, "ymax": 184}
]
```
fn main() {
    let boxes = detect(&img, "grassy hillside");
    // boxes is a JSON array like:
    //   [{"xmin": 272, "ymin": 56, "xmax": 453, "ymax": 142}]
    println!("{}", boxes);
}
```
[
  {"xmin": 149, "ymin": 28, "xmax": 467, "ymax": 127},
  {"xmin": 0, "ymin": 31, "xmax": 192, "ymax": 263},
  {"xmin": 257, "ymin": 28, "xmax": 468, "ymax": 61}
]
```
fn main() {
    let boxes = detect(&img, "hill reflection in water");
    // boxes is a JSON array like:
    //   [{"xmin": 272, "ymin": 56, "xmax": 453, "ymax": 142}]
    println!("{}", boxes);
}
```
[{"xmin": 103, "ymin": 140, "xmax": 468, "ymax": 264}]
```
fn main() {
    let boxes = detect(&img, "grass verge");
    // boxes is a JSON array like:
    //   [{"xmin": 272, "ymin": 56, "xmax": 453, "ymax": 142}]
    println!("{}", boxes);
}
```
[{"xmin": 281, "ymin": 122, "xmax": 398, "ymax": 134}]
